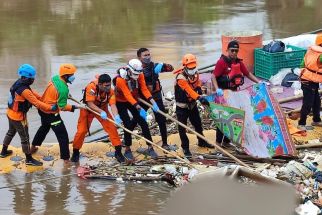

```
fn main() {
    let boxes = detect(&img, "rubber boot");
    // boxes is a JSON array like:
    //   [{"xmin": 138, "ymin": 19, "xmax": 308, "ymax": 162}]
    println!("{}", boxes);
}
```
[
  {"xmin": 114, "ymin": 145, "xmax": 125, "ymax": 164},
  {"xmin": 182, "ymin": 148, "xmax": 192, "ymax": 158},
  {"xmin": 146, "ymin": 146, "xmax": 158, "ymax": 159},
  {"xmin": 161, "ymin": 144, "xmax": 171, "ymax": 151},
  {"xmin": 0, "ymin": 145, "xmax": 13, "ymax": 158},
  {"xmin": 70, "ymin": 149, "xmax": 80, "ymax": 163},
  {"xmin": 25, "ymin": 154, "xmax": 43, "ymax": 166},
  {"xmin": 124, "ymin": 147, "xmax": 134, "ymax": 161}
]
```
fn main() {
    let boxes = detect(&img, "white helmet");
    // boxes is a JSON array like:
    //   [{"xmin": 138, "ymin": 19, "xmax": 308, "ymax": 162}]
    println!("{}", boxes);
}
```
[
  {"xmin": 118, "ymin": 68, "xmax": 129, "ymax": 79},
  {"xmin": 127, "ymin": 59, "xmax": 143, "ymax": 75}
]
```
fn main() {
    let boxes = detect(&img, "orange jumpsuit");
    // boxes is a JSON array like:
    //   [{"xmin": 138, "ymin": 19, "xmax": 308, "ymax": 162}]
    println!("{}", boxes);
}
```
[{"xmin": 72, "ymin": 80, "xmax": 121, "ymax": 149}]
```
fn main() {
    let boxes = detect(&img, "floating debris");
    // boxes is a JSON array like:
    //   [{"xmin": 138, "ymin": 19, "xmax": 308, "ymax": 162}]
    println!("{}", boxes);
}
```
[{"xmin": 77, "ymin": 159, "xmax": 202, "ymax": 187}]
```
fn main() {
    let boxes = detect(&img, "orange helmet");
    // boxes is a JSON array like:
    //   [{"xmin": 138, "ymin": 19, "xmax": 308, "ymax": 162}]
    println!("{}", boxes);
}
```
[
  {"xmin": 316, "ymin": 34, "xmax": 322, "ymax": 46},
  {"xmin": 59, "ymin": 63, "xmax": 77, "ymax": 76},
  {"xmin": 182, "ymin": 54, "xmax": 197, "ymax": 69}
]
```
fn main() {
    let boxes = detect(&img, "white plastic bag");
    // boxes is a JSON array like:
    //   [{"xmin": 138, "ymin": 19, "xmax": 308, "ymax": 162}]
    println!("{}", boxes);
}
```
[
  {"xmin": 293, "ymin": 68, "xmax": 301, "ymax": 76},
  {"xmin": 269, "ymin": 68, "xmax": 292, "ymax": 86},
  {"xmin": 291, "ymin": 81, "xmax": 301, "ymax": 90}
]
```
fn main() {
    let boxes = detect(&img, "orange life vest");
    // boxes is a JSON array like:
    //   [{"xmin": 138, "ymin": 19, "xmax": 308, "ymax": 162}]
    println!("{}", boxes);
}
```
[
  {"xmin": 82, "ymin": 79, "xmax": 112, "ymax": 108},
  {"xmin": 217, "ymin": 55, "xmax": 244, "ymax": 89},
  {"xmin": 300, "ymin": 45, "xmax": 322, "ymax": 83},
  {"xmin": 8, "ymin": 80, "xmax": 32, "ymax": 113},
  {"xmin": 175, "ymin": 70, "xmax": 201, "ymax": 103}
]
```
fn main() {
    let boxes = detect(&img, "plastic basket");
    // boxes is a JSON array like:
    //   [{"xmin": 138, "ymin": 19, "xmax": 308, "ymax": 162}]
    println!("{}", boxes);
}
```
[{"xmin": 254, "ymin": 45, "xmax": 306, "ymax": 80}]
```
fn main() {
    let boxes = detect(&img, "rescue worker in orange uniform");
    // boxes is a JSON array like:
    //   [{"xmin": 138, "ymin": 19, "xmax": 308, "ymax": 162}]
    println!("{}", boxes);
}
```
[
  {"xmin": 298, "ymin": 34, "xmax": 322, "ymax": 131},
  {"xmin": 137, "ymin": 48, "xmax": 174, "ymax": 151},
  {"xmin": 175, "ymin": 54, "xmax": 214, "ymax": 158},
  {"xmin": 211, "ymin": 40, "xmax": 260, "ymax": 147},
  {"xmin": 113, "ymin": 59, "xmax": 160, "ymax": 161},
  {"xmin": 31, "ymin": 64, "xmax": 79, "ymax": 162},
  {"xmin": 71, "ymin": 74, "xmax": 125, "ymax": 163},
  {"xmin": 1, "ymin": 64, "xmax": 57, "ymax": 166}
]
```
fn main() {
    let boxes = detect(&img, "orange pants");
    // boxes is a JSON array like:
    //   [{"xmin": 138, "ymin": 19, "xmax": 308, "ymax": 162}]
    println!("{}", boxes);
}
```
[{"xmin": 72, "ymin": 109, "xmax": 121, "ymax": 150}]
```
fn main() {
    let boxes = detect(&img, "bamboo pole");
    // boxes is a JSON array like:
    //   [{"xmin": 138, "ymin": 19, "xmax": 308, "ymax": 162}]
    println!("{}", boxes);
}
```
[
  {"xmin": 285, "ymin": 104, "xmax": 322, "ymax": 115},
  {"xmin": 295, "ymin": 142, "xmax": 322, "ymax": 149},
  {"xmin": 198, "ymin": 63, "xmax": 216, "ymax": 71},
  {"xmin": 138, "ymin": 98, "xmax": 252, "ymax": 169},
  {"xmin": 68, "ymin": 96, "xmax": 195, "ymax": 168},
  {"xmin": 278, "ymin": 90, "xmax": 322, "ymax": 104}
]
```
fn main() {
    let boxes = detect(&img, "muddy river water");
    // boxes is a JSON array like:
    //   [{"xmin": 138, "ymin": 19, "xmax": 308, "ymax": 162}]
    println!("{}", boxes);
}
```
[{"xmin": 0, "ymin": 0, "xmax": 321, "ymax": 214}]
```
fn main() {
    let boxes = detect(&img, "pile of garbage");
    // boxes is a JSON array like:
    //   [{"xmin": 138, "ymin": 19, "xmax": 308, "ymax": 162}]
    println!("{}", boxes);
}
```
[
  {"xmin": 77, "ymin": 158, "xmax": 200, "ymax": 187},
  {"xmin": 257, "ymin": 149, "xmax": 322, "ymax": 214}
]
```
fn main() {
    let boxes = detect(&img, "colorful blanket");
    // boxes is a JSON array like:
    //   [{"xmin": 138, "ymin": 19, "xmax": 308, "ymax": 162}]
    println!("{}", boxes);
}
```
[
  {"xmin": 206, "ymin": 83, "xmax": 296, "ymax": 158},
  {"xmin": 208, "ymin": 102, "xmax": 245, "ymax": 146}
]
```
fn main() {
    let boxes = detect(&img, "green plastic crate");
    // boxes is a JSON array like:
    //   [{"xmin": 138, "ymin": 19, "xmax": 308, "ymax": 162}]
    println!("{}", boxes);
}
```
[{"xmin": 254, "ymin": 45, "xmax": 307, "ymax": 80}]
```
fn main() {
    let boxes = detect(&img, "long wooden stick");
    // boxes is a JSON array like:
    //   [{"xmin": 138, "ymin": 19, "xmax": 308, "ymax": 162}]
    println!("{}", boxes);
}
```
[
  {"xmin": 198, "ymin": 63, "xmax": 216, "ymax": 71},
  {"xmin": 285, "ymin": 104, "xmax": 322, "ymax": 115},
  {"xmin": 199, "ymin": 69, "xmax": 213, "ymax": 74},
  {"xmin": 295, "ymin": 142, "xmax": 322, "ymax": 149},
  {"xmin": 68, "ymin": 96, "xmax": 194, "ymax": 168},
  {"xmin": 278, "ymin": 90, "xmax": 322, "ymax": 104},
  {"xmin": 138, "ymin": 98, "xmax": 251, "ymax": 169}
]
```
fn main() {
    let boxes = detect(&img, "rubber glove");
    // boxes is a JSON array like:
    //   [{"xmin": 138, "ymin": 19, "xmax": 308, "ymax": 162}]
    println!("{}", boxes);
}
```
[
  {"xmin": 152, "ymin": 102, "xmax": 160, "ymax": 112},
  {"xmin": 114, "ymin": 114, "xmax": 122, "ymax": 125},
  {"xmin": 51, "ymin": 104, "xmax": 58, "ymax": 111},
  {"xmin": 154, "ymin": 63, "xmax": 163, "ymax": 75},
  {"xmin": 8, "ymin": 92, "xmax": 13, "ymax": 105},
  {"xmin": 100, "ymin": 111, "xmax": 108, "ymax": 120},
  {"xmin": 216, "ymin": 88, "xmax": 224, "ymax": 96},
  {"xmin": 259, "ymin": 81, "xmax": 270, "ymax": 86},
  {"xmin": 71, "ymin": 105, "xmax": 82, "ymax": 112},
  {"xmin": 138, "ymin": 108, "xmax": 147, "ymax": 121},
  {"xmin": 198, "ymin": 96, "xmax": 210, "ymax": 106}
]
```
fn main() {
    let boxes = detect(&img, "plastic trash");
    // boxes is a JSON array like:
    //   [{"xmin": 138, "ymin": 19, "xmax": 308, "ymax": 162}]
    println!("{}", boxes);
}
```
[
  {"xmin": 281, "ymin": 71, "xmax": 299, "ymax": 87},
  {"xmin": 116, "ymin": 177, "xmax": 124, "ymax": 182},
  {"xmin": 165, "ymin": 91, "xmax": 174, "ymax": 100},
  {"xmin": 269, "ymin": 68, "xmax": 292, "ymax": 86},
  {"xmin": 294, "ymin": 89, "xmax": 303, "ymax": 96},
  {"xmin": 188, "ymin": 169, "xmax": 198, "ymax": 180},
  {"xmin": 285, "ymin": 47, "xmax": 293, "ymax": 52},
  {"xmin": 293, "ymin": 68, "xmax": 301, "ymax": 76},
  {"xmin": 146, "ymin": 113, "xmax": 153, "ymax": 123},
  {"xmin": 291, "ymin": 81, "xmax": 301, "ymax": 90},
  {"xmin": 295, "ymin": 200, "xmax": 320, "ymax": 215},
  {"xmin": 281, "ymin": 34, "xmax": 316, "ymax": 49},
  {"xmin": 181, "ymin": 167, "xmax": 189, "ymax": 174},
  {"xmin": 164, "ymin": 165, "xmax": 177, "ymax": 175},
  {"xmin": 270, "ymin": 87, "xmax": 284, "ymax": 94}
]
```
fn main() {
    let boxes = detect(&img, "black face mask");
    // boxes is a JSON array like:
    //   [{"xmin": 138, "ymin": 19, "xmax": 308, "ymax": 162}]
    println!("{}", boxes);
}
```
[
  {"xmin": 99, "ymin": 85, "xmax": 111, "ymax": 93},
  {"xmin": 21, "ymin": 78, "xmax": 34, "ymax": 85},
  {"xmin": 142, "ymin": 57, "xmax": 151, "ymax": 64}
]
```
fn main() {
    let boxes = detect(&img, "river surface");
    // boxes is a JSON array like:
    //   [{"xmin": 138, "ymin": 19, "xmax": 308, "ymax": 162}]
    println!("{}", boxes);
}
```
[{"xmin": 0, "ymin": 0, "xmax": 321, "ymax": 214}]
